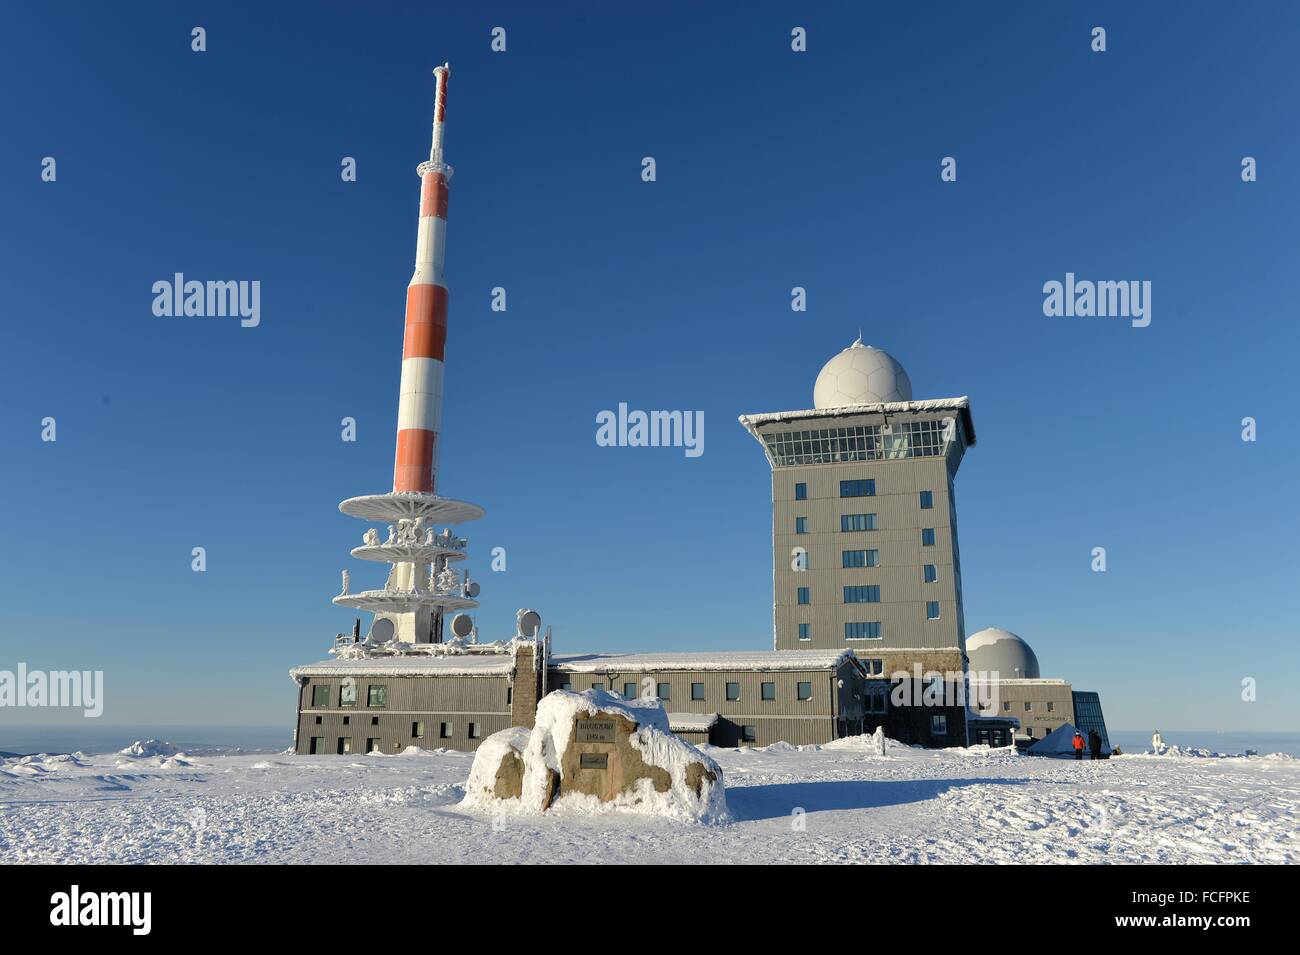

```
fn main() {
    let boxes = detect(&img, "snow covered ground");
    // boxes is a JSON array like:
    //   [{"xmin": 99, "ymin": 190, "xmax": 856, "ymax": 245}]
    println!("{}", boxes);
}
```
[{"xmin": 2, "ymin": 738, "xmax": 1296, "ymax": 864}]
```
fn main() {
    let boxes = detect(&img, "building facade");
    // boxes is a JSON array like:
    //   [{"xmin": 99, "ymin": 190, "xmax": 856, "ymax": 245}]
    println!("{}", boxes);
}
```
[
  {"xmin": 966, "ymin": 627, "xmax": 1110, "ymax": 748},
  {"xmin": 550, "ymin": 650, "xmax": 867, "ymax": 747},
  {"xmin": 740, "ymin": 340, "xmax": 976, "ymax": 747},
  {"xmin": 292, "ymin": 645, "xmax": 867, "ymax": 753}
]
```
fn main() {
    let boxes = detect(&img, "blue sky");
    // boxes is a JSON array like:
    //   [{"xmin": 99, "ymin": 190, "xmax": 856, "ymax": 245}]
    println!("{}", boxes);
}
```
[{"xmin": 2, "ymin": 2, "xmax": 1297, "ymax": 736}]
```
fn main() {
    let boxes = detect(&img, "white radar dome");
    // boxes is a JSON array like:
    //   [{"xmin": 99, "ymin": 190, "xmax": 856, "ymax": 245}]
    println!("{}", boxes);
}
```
[{"xmin": 812, "ymin": 338, "xmax": 913, "ymax": 409}]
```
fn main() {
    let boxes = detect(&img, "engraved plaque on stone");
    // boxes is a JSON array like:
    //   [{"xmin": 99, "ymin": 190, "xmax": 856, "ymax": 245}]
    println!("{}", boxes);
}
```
[
  {"xmin": 575, "ymin": 719, "xmax": 617, "ymax": 743},
  {"xmin": 579, "ymin": 753, "xmax": 608, "ymax": 770}
]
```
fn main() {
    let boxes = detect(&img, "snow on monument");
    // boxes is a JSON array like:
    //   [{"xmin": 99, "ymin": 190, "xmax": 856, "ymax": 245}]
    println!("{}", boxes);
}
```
[{"xmin": 462, "ymin": 689, "xmax": 727, "ymax": 823}]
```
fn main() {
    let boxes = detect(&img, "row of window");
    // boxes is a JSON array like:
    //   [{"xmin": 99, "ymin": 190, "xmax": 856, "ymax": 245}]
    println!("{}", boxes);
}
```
[
  {"xmin": 793, "ymin": 484, "xmax": 934, "ymax": 510},
  {"xmin": 310, "ymin": 684, "xmax": 514, "ymax": 709},
  {"xmin": 555, "ymin": 679, "xmax": 816, "ymax": 703},
  {"xmin": 311, "ymin": 684, "xmax": 388, "ymax": 708},
  {"xmin": 799, "ymin": 611, "xmax": 940, "ymax": 645},
  {"xmin": 795, "ymin": 519, "xmax": 940, "ymax": 547},
  {"xmin": 795, "ymin": 556, "xmax": 941, "ymax": 581},
  {"xmin": 767, "ymin": 419, "xmax": 951, "ymax": 468},
  {"xmin": 306, "ymin": 720, "xmax": 483, "ymax": 755},
  {"xmin": 800, "ymin": 586, "xmax": 940, "ymax": 618},
  {"xmin": 1000, "ymin": 700, "xmax": 1055, "ymax": 712},
  {"xmin": 795, "ymin": 605, "xmax": 942, "ymax": 645},
  {"xmin": 795, "ymin": 582, "xmax": 941, "ymax": 613}
]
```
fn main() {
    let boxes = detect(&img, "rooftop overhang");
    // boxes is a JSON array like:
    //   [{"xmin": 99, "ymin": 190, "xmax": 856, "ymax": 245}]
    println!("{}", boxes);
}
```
[{"xmin": 738, "ymin": 396, "xmax": 976, "ymax": 449}]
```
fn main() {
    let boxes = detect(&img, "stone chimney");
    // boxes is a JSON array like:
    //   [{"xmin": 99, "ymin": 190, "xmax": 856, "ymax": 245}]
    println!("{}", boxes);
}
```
[{"xmin": 510, "ymin": 641, "xmax": 543, "ymax": 728}]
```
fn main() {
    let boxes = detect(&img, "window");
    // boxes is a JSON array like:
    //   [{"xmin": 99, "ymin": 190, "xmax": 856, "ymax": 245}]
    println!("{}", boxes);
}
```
[
  {"xmin": 840, "ymin": 479, "xmax": 876, "ymax": 498},
  {"xmin": 370, "ymin": 716, "xmax": 379, "ymax": 725},
  {"xmin": 867, "ymin": 692, "xmax": 888, "ymax": 714},
  {"xmin": 1024, "ymin": 701, "xmax": 1032, "ymax": 711},
  {"xmin": 337, "ymin": 737, "xmax": 352, "ymax": 755},
  {"xmin": 797, "ymin": 681, "xmax": 813, "ymax": 701},
  {"xmin": 844, "ymin": 585, "xmax": 880, "ymax": 603},
  {"xmin": 841, "ymin": 549, "xmax": 879, "ymax": 568},
  {"xmin": 798, "ymin": 623, "xmax": 810, "ymax": 641},
  {"xmin": 366, "ymin": 738, "xmax": 380, "ymax": 753},
  {"xmin": 314, "ymin": 715, "xmax": 322, "ymax": 724},
  {"xmin": 691, "ymin": 682, "xmax": 705, "ymax": 701},
  {"xmin": 919, "ymin": 490, "xmax": 933, "ymax": 509},
  {"xmin": 794, "ymin": 482, "xmax": 807, "ymax": 500},
  {"xmin": 1002, "ymin": 701, "xmax": 1011, "ymax": 712},
  {"xmin": 921, "ymin": 528, "xmax": 936, "ymax": 546},
  {"xmin": 726, "ymin": 682, "xmax": 741, "ymax": 701},
  {"xmin": 1047, "ymin": 701, "xmax": 1055, "ymax": 713},
  {"xmin": 761, "ymin": 682, "xmax": 776, "ymax": 701},
  {"xmin": 926, "ymin": 601, "xmax": 940, "ymax": 620},
  {"xmin": 797, "ymin": 587, "xmax": 810, "ymax": 605},
  {"xmin": 411, "ymin": 721, "xmax": 424, "ymax": 738},
  {"xmin": 506, "ymin": 686, "xmax": 513, "ymax": 705},
  {"xmin": 311, "ymin": 685, "xmax": 329, "ymax": 707},
  {"xmin": 795, "ymin": 516, "xmax": 807, "ymax": 534},
  {"xmin": 657, "ymin": 682, "xmax": 671, "ymax": 700},
  {"xmin": 845, "ymin": 621, "xmax": 881, "ymax": 639},
  {"xmin": 623, "ymin": 682, "xmax": 638, "ymax": 699},
  {"xmin": 741, "ymin": 725, "xmax": 757, "ymax": 743},
  {"xmin": 923, "ymin": 563, "xmax": 938, "ymax": 583},
  {"xmin": 864, "ymin": 658, "xmax": 884, "ymax": 676},
  {"xmin": 439, "ymin": 722, "xmax": 452, "ymax": 739},
  {"xmin": 762, "ymin": 420, "xmax": 946, "ymax": 468},
  {"xmin": 590, "ymin": 682, "xmax": 602, "ymax": 690},
  {"xmin": 367, "ymin": 685, "xmax": 387, "ymax": 708},
  {"xmin": 342, "ymin": 716, "xmax": 350, "ymax": 725},
  {"xmin": 930, "ymin": 714, "xmax": 948, "ymax": 736},
  {"xmin": 308, "ymin": 737, "xmax": 324, "ymax": 754},
  {"xmin": 559, "ymin": 681, "xmax": 572, "ymax": 691},
  {"xmin": 468, "ymin": 723, "xmax": 481, "ymax": 740},
  {"xmin": 340, "ymin": 681, "xmax": 356, "ymax": 707},
  {"xmin": 841, "ymin": 513, "xmax": 878, "ymax": 532}
]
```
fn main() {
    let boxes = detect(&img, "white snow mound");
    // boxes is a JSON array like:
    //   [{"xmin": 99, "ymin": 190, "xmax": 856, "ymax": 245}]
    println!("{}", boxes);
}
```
[{"xmin": 119, "ymin": 739, "xmax": 182, "ymax": 758}]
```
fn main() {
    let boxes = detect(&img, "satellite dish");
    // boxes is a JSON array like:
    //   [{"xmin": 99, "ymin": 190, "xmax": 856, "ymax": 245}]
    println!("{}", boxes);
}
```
[
  {"xmin": 369, "ymin": 618, "xmax": 395, "ymax": 643},
  {"xmin": 466, "ymin": 581, "xmax": 481, "ymax": 598},
  {"xmin": 450, "ymin": 613, "xmax": 474, "ymax": 639},
  {"xmin": 516, "ymin": 609, "xmax": 542, "ymax": 638}
]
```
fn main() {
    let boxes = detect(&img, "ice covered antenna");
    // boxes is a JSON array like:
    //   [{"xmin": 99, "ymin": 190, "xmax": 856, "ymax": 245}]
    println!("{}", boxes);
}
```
[{"xmin": 428, "ymin": 63, "xmax": 450, "ymax": 167}]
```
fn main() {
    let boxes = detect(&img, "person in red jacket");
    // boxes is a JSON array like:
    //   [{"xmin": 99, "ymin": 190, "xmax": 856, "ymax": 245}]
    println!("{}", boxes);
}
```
[{"xmin": 1072, "ymin": 731, "xmax": 1086, "ymax": 760}]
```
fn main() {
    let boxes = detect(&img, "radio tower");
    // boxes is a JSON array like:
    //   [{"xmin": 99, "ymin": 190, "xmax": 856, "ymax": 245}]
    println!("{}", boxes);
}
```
[{"xmin": 333, "ymin": 64, "xmax": 483, "ymax": 646}]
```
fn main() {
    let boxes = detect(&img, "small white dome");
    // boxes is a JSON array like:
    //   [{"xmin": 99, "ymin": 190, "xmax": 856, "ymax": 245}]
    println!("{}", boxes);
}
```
[
  {"xmin": 813, "ymin": 339, "xmax": 913, "ymax": 409},
  {"xmin": 967, "ymin": 627, "xmax": 1041, "ymax": 680}
]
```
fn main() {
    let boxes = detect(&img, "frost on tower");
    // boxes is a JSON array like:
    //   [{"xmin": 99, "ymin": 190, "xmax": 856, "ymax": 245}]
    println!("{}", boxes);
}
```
[{"xmin": 332, "ymin": 64, "xmax": 484, "ymax": 647}]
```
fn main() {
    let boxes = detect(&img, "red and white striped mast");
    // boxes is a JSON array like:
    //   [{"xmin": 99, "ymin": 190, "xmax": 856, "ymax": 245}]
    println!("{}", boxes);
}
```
[
  {"xmin": 396, "ymin": 62, "xmax": 451, "ymax": 495},
  {"xmin": 334, "ymin": 65, "xmax": 484, "ymax": 647}
]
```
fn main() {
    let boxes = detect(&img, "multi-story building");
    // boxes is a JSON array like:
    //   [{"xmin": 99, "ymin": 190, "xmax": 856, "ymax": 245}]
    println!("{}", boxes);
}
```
[{"xmin": 740, "ymin": 339, "xmax": 977, "ymax": 746}]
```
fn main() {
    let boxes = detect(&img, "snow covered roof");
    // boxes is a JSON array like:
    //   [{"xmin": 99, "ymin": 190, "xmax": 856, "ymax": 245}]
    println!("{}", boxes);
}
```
[
  {"xmin": 739, "ymin": 396, "xmax": 976, "ymax": 446},
  {"xmin": 669, "ymin": 712, "xmax": 719, "ymax": 731},
  {"xmin": 551, "ymin": 650, "xmax": 857, "ymax": 673},
  {"xmin": 290, "ymin": 656, "xmax": 515, "ymax": 678}
]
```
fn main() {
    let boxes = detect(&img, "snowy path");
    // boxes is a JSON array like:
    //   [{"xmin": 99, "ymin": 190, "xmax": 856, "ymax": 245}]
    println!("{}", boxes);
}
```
[{"xmin": 2, "ymin": 742, "xmax": 1295, "ymax": 864}]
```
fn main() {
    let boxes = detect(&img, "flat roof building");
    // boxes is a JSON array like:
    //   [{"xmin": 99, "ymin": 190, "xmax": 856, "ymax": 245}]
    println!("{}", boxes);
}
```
[{"xmin": 966, "ymin": 627, "xmax": 1111, "ymax": 749}]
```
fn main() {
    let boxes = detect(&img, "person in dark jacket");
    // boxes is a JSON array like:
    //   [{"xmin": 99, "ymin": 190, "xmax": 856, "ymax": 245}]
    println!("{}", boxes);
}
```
[{"xmin": 1089, "ymin": 730, "xmax": 1103, "ymax": 760}]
